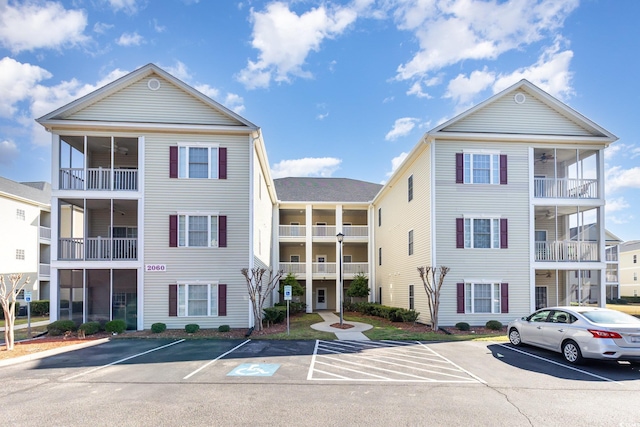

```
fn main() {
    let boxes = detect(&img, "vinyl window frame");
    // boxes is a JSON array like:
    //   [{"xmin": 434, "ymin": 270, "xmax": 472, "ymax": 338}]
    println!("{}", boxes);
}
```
[
  {"xmin": 178, "ymin": 213, "xmax": 219, "ymax": 247},
  {"xmin": 178, "ymin": 144, "xmax": 220, "ymax": 179},
  {"xmin": 177, "ymin": 282, "xmax": 219, "ymax": 317},
  {"xmin": 464, "ymin": 282, "xmax": 502, "ymax": 314}
]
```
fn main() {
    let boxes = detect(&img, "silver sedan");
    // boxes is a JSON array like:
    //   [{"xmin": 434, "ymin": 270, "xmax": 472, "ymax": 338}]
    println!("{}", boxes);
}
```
[{"xmin": 507, "ymin": 306, "xmax": 640, "ymax": 364}]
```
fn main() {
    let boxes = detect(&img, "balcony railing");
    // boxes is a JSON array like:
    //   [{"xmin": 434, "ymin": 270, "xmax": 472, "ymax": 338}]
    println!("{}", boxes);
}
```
[
  {"xmin": 59, "ymin": 237, "xmax": 137, "ymax": 260},
  {"xmin": 59, "ymin": 168, "xmax": 138, "ymax": 190},
  {"xmin": 39, "ymin": 263, "xmax": 50, "ymax": 277},
  {"xmin": 313, "ymin": 225, "xmax": 337, "ymax": 238},
  {"xmin": 39, "ymin": 226, "xmax": 51, "ymax": 241},
  {"xmin": 280, "ymin": 262, "xmax": 306, "ymax": 275},
  {"xmin": 279, "ymin": 225, "xmax": 306, "ymax": 238},
  {"xmin": 281, "ymin": 262, "xmax": 368, "ymax": 277},
  {"xmin": 535, "ymin": 240, "xmax": 599, "ymax": 262},
  {"xmin": 534, "ymin": 178, "xmax": 598, "ymax": 199},
  {"xmin": 342, "ymin": 225, "xmax": 368, "ymax": 237},
  {"xmin": 343, "ymin": 262, "xmax": 368, "ymax": 275}
]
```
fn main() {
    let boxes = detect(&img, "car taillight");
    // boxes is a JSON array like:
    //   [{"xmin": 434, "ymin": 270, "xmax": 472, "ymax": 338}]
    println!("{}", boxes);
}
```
[{"xmin": 588, "ymin": 329, "xmax": 622, "ymax": 339}]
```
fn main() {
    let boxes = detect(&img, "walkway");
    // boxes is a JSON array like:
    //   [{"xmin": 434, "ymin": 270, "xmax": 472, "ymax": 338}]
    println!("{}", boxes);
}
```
[
  {"xmin": 0, "ymin": 320, "xmax": 50, "ymax": 332},
  {"xmin": 311, "ymin": 311, "xmax": 372, "ymax": 340}
]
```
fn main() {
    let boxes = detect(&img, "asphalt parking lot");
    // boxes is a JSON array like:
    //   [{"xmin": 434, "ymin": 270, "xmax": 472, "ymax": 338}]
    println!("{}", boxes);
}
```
[{"xmin": 1, "ymin": 338, "xmax": 639, "ymax": 426}]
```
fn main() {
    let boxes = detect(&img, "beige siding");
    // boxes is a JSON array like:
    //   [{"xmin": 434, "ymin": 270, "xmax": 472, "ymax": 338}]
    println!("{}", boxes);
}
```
[
  {"xmin": 142, "ymin": 133, "xmax": 252, "ymax": 329},
  {"xmin": 444, "ymin": 90, "xmax": 596, "ymax": 136},
  {"xmin": 620, "ymin": 248, "xmax": 640, "ymax": 296},
  {"xmin": 67, "ymin": 74, "xmax": 241, "ymax": 126},
  {"xmin": 373, "ymin": 145, "xmax": 432, "ymax": 322},
  {"xmin": 435, "ymin": 140, "xmax": 531, "ymax": 326}
]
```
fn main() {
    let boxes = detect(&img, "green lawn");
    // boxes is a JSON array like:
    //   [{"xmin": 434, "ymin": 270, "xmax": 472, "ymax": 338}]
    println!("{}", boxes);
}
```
[
  {"xmin": 606, "ymin": 304, "xmax": 640, "ymax": 316},
  {"xmin": 0, "ymin": 316, "xmax": 49, "ymax": 329},
  {"xmin": 256, "ymin": 313, "xmax": 335, "ymax": 340}
]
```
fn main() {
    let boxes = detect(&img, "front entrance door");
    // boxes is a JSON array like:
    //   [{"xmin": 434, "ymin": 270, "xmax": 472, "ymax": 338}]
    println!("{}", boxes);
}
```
[{"xmin": 316, "ymin": 287, "xmax": 327, "ymax": 310}]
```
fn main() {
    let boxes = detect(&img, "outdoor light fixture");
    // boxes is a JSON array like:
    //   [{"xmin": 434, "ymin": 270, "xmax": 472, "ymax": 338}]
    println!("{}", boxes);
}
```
[{"xmin": 336, "ymin": 232, "xmax": 345, "ymax": 326}]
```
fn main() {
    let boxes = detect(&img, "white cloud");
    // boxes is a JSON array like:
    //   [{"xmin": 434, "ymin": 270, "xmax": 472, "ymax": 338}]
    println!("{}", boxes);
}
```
[
  {"xmin": 0, "ymin": 139, "xmax": 19, "ymax": 165},
  {"xmin": 194, "ymin": 83, "xmax": 220, "ymax": 100},
  {"xmin": 606, "ymin": 165, "xmax": 640, "ymax": 194},
  {"xmin": 385, "ymin": 117, "xmax": 418, "ymax": 141},
  {"xmin": 0, "ymin": 1, "xmax": 88, "ymax": 53},
  {"xmin": 116, "ymin": 32, "xmax": 144, "ymax": 46},
  {"xmin": 444, "ymin": 68, "xmax": 495, "ymax": 106},
  {"xmin": 237, "ymin": 2, "xmax": 359, "ymax": 89},
  {"xmin": 271, "ymin": 157, "xmax": 341, "ymax": 178},
  {"xmin": 94, "ymin": 22, "xmax": 114, "ymax": 34},
  {"xmin": 386, "ymin": 151, "xmax": 408, "ymax": 177},
  {"xmin": 107, "ymin": 0, "xmax": 140, "ymax": 15},
  {"xmin": 0, "ymin": 57, "xmax": 52, "ymax": 118},
  {"xmin": 606, "ymin": 197, "xmax": 630, "ymax": 213},
  {"xmin": 152, "ymin": 19, "xmax": 166, "ymax": 33},
  {"xmin": 393, "ymin": 0, "xmax": 578, "ymax": 81},
  {"xmin": 224, "ymin": 93, "xmax": 245, "ymax": 115},
  {"xmin": 162, "ymin": 61, "xmax": 192, "ymax": 81},
  {"xmin": 406, "ymin": 81, "xmax": 432, "ymax": 99}
]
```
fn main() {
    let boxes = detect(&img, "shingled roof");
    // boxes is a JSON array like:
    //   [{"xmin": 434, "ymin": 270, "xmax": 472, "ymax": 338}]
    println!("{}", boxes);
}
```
[
  {"xmin": 274, "ymin": 177, "xmax": 382, "ymax": 202},
  {"xmin": 0, "ymin": 176, "xmax": 51, "ymax": 206}
]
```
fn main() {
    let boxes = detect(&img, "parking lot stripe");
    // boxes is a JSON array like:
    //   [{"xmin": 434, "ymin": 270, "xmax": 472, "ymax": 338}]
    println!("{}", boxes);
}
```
[
  {"xmin": 183, "ymin": 339, "xmax": 251, "ymax": 379},
  {"xmin": 63, "ymin": 339, "xmax": 186, "ymax": 381},
  {"xmin": 307, "ymin": 339, "xmax": 321, "ymax": 380},
  {"xmin": 314, "ymin": 359, "xmax": 394, "ymax": 380},
  {"xmin": 419, "ymin": 343, "xmax": 487, "ymax": 384},
  {"xmin": 497, "ymin": 344, "xmax": 623, "ymax": 385}
]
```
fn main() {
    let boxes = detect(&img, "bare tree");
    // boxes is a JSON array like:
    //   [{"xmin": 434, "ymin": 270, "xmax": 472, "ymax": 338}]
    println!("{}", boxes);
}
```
[
  {"xmin": 1, "ymin": 274, "xmax": 31, "ymax": 351},
  {"xmin": 241, "ymin": 268, "xmax": 284, "ymax": 331},
  {"xmin": 417, "ymin": 266, "xmax": 450, "ymax": 332}
]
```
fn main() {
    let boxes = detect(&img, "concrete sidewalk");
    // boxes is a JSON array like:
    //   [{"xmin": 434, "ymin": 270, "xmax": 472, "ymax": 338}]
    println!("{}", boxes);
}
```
[
  {"xmin": 311, "ymin": 311, "xmax": 372, "ymax": 340},
  {"xmin": 0, "ymin": 320, "xmax": 50, "ymax": 333}
]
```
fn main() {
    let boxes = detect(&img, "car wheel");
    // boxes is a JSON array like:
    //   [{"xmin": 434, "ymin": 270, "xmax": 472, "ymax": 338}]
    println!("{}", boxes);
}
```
[
  {"xmin": 508, "ymin": 328, "xmax": 522, "ymax": 346},
  {"xmin": 562, "ymin": 340, "xmax": 584, "ymax": 364}
]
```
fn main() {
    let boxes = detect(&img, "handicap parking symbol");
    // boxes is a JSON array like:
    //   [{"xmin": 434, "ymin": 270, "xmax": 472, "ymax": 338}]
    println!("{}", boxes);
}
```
[{"xmin": 227, "ymin": 363, "xmax": 280, "ymax": 377}]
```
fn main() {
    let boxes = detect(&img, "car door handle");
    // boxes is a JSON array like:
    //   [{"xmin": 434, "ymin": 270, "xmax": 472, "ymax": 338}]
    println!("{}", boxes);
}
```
[{"xmin": 557, "ymin": 329, "xmax": 564, "ymax": 332}]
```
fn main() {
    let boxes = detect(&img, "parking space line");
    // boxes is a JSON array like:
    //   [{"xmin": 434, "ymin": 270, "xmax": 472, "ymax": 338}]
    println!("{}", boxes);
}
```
[
  {"xmin": 497, "ymin": 344, "xmax": 623, "ymax": 385},
  {"xmin": 63, "ymin": 339, "xmax": 186, "ymax": 381},
  {"xmin": 418, "ymin": 343, "xmax": 487, "ymax": 384},
  {"xmin": 314, "ymin": 359, "xmax": 395, "ymax": 380},
  {"xmin": 183, "ymin": 339, "xmax": 251, "ymax": 379}
]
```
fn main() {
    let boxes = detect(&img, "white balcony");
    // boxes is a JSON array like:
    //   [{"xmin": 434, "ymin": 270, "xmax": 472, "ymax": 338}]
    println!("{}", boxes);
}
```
[
  {"xmin": 280, "ymin": 262, "xmax": 306, "ymax": 275},
  {"xmin": 59, "ymin": 237, "xmax": 137, "ymax": 260},
  {"xmin": 281, "ymin": 262, "xmax": 369, "ymax": 278},
  {"xmin": 342, "ymin": 225, "xmax": 368, "ymax": 238},
  {"xmin": 279, "ymin": 225, "xmax": 306, "ymax": 238},
  {"xmin": 59, "ymin": 168, "xmax": 138, "ymax": 191},
  {"xmin": 534, "ymin": 178, "xmax": 598, "ymax": 199},
  {"xmin": 39, "ymin": 263, "xmax": 50, "ymax": 278},
  {"xmin": 535, "ymin": 240, "xmax": 599, "ymax": 262},
  {"xmin": 39, "ymin": 226, "xmax": 51, "ymax": 241},
  {"xmin": 313, "ymin": 225, "xmax": 337, "ymax": 238}
]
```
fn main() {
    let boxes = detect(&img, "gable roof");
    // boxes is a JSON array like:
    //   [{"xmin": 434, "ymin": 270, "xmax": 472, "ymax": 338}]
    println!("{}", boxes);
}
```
[
  {"xmin": 37, "ymin": 63, "xmax": 257, "ymax": 130},
  {"xmin": 0, "ymin": 176, "xmax": 51, "ymax": 206},
  {"xmin": 429, "ymin": 79, "xmax": 617, "ymax": 143},
  {"xmin": 275, "ymin": 177, "xmax": 382, "ymax": 203}
]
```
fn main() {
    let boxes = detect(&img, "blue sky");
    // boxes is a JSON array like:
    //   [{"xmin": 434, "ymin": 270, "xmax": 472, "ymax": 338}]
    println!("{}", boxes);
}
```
[{"xmin": 0, "ymin": 0, "xmax": 638, "ymax": 241}]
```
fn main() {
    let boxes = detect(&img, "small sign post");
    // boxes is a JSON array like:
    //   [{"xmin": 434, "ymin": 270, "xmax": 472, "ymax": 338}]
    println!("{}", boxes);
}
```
[
  {"xmin": 24, "ymin": 291, "xmax": 32, "ymax": 338},
  {"xmin": 284, "ymin": 285, "xmax": 292, "ymax": 335}
]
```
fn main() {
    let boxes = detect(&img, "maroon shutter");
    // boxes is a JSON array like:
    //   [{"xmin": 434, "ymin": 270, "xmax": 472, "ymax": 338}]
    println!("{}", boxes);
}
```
[
  {"xmin": 456, "ymin": 218, "xmax": 464, "ymax": 248},
  {"xmin": 218, "ymin": 284, "xmax": 227, "ymax": 316},
  {"xmin": 169, "ymin": 284, "xmax": 177, "ymax": 317},
  {"xmin": 499, "ymin": 154, "xmax": 507, "ymax": 185},
  {"xmin": 500, "ymin": 218, "xmax": 508, "ymax": 249},
  {"xmin": 457, "ymin": 283, "xmax": 465, "ymax": 313},
  {"xmin": 219, "ymin": 147, "xmax": 227, "ymax": 179},
  {"xmin": 501, "ymin": 283, "xmax": 509, "ymax": 313},
  {"xmin": 219, "ymin": 215, "xmax": 227, "ymax": 247},
  {"xmin": 455, "ymin": 153, "xmax": 464, "ymax": 184},
  {"xmin": 169, "ymin": 215, "xmax": 178, "ymax": 247},
  {"xmin": 170, "ymin": 146, "xmax": 178, "ymax": 178}
]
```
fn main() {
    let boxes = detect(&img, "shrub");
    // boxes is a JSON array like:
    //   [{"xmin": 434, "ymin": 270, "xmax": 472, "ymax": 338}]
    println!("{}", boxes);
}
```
[
  {"xmin": 0, "ymin": 302, "xmax": 20, "ymax": 319},
  {"xmin": 263, "ymin": 306, "xmax": 286, "ymax": 327},
  {"xmin": 455, "ymin": 322, "xmax": 470, "ymax": 331},
  {"xmin": 47, "ymin": 320, "xmax": 77, "ymax": 336},
  {"xmin": 185, "ymin": 324, "xmax": 200, "ymax": 334},
  {"xmin": 274, "ymin": 301, "xmax": 307, "ymax": 314},
  {"xmin": 279, "ymin": 273, "xmax": 305, "ymax": 297},
  {"xmin": 485, "ymin": 320, "xmax": 503, "ymax": 331},
  {"xmin": 218, "ymin": 325, "xmax": 230, "ymax": 332},
  {"xmin": 401, "ymin": 310, "xmax": 420, "ymax": 323},
  {"xmin": 105, "ymin": 319, "xmax": 127, "ymax": 334},
  {"xmin": 79, "ymin": 321, "xmax": 101, "ymax": 335},
  {"xmin": 30, "ymin": 300, "xmax": 50, "ymax": 316},
  {"xmin": 346, "ymin": 273, "xmax": 370, "ymax": 298},
  {"xmin": 151, "ymin": 323, "xmax": 167, "ymax": 333}
]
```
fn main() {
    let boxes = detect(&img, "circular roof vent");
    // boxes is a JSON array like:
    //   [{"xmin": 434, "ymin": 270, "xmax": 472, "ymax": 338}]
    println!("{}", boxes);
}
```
[
  {"xmin": 514, "ymin": 93, "xmax": 526, "ymax": 104},
  {"xmin": 148, "ymin": 78, "xmax": 161, "ymax": 91}
]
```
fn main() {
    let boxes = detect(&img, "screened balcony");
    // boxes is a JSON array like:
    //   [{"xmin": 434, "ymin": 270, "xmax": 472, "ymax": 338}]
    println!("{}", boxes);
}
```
[{"xmin": 533, "ymin": 148, "xmax": 600, "ymax": 199}]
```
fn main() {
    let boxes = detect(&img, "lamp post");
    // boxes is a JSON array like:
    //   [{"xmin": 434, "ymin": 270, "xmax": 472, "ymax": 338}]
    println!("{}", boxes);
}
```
[{"xmin": 336, "ymin": 232, "xmax": 344, "ymax": 326}]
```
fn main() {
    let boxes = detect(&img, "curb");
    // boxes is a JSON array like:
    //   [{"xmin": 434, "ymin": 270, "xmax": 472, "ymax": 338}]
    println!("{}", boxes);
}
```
[{"xmin": 0, "ymin": 338, "xmax": 110, "ymax": 368}]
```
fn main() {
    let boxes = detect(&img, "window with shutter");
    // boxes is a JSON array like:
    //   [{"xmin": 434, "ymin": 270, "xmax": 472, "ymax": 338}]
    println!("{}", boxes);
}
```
[
  {"xmin": 458, "ymin": 217, "xmax": 507, "ymax": 249},
  {"xmin": 172, "ymin": 144, "xmax": 226, "ymax": 179},
  {"xmin": 173, "ymin": 213, "xmax": 226, "ymax": 248},
  {"xmin": 457, "ymin": 152, "xmax": 506, "ymax": 185}
]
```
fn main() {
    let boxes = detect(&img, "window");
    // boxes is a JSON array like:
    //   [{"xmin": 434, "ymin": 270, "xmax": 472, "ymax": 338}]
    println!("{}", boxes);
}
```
[
  {"xmin": 16, "ymin": 209, "xmax": 25, "ymax": 220},
  {"xmin": 634, "ymin": 255, "xmax": 637, "ymax": 264},
  {"xmin": 457, "ymin": 282, "xmax": 508, "ymax": 314},
  {"xmin": 635, "ymin": 273, "xmax": 637, "ymax": 282},
  {"xmin": 170, "ymin": 145, "xmax": 227, "ymax": 179},
  {"xmin": 408, "ymin": 175, "xmax": 413, "ymax": 201},
  {"xmin": 16, "ymin": 249, "xmax": 25, "ymax": 260},
  {"xmin": 177, "ymin": 283, "xmax": 218, "ymax": 316},
  {"xmin": 456, "ymin": 153, "xmax": 507, "ymax": 185},
  {"xmin": 378, "ymin": 208, "xmax": 381, "ymax": 227},
  {"xmin": 408, "ymin": 230, "xmax": 414, "ymax": 255},
  {"xmin": 378, "ymin": 247, "xmax": 382, "ymax": 265},
  {"xmin": 17, "ymin": 289, "xmax": 25, "ymax": 300},
  {"xmin": 458, "ymin": 218, "xmax": 507, "ymax": 249},
  {"xmin": 290, "ymin": 255, "xmax": 300, "ymax": 263},
  {"xmin": 170, "ymin": 214, "xmax": 226, "ymax": 248},
  {"xmin": 409, "ymin": 285, "xmax": 414, "ymax": 310}
]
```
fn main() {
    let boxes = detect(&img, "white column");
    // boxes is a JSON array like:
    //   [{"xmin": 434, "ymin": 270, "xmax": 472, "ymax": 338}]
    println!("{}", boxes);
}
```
[
  {"xmin": 335, "ymin": 205, "xmax": 343, "ymax": 310},
  {"xmin": 305, "ymin": 205, "xmax": 313, "ymax": 312}
]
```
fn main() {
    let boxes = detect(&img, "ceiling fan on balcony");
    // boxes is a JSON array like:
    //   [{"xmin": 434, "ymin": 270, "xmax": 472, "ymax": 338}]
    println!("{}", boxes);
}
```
[
  {"xmin": 102, "ymin": 143, "xmax": 129, "ymax": 155},
  {"xmin": 536, "ymin": 271, "xmax": 552, "ymax": 278},
  {"xmin": 535, "ymin": 152, "xmax": 554, "ymax": 163}
]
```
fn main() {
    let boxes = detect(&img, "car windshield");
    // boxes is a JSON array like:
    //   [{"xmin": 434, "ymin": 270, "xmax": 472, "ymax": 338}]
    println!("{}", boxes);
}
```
[{"xmin": 579, "ymin": 310, "xmax": 640, "ymax": 325}]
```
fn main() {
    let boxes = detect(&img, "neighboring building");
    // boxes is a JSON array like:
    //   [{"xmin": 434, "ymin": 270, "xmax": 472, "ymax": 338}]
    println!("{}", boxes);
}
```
[
  {"xmin": 372, "ymin": 80, "xmax": 617, "ymax": 326},
  {"xmin": 619, "ymin": 241, "xmax": 640, "ymax": 297},
  {"xmin": 0, "ymin": 177, "xmax": 51, "ymax": 303},
  {"xmin": 37, "ymin": 64, "xmax": 276, "ymax": 330},
  {"xmin": 274, "ymin": 177, "xmax": 382, "ymax": 311},
  {"xmin": 36, "ymin": 65, "xmax": 619, "ymax": 330}
]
